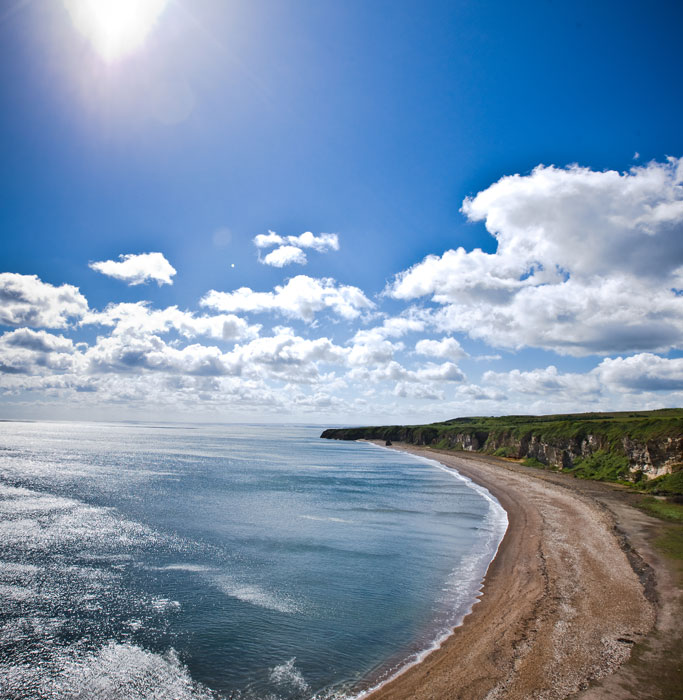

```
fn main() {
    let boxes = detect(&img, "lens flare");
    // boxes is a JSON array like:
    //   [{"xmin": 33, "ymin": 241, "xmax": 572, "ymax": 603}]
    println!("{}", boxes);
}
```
[{"xmin": 64, "ymin": 0, "xmax": 169, "ymax": 63}]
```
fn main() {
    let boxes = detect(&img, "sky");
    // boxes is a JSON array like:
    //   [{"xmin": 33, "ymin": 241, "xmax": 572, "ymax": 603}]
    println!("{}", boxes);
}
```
[{"xmin": 1, "ymin": 0, "xmax": 683, "ymax": 424}]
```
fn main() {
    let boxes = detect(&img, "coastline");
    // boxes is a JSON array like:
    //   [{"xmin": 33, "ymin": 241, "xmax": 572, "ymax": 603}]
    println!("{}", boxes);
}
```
[
  {"xmin": 359, "ymin": 442, "xmax": 674, "ymax": 700},
  {"xmin": 352, "ymin": 441, "xmax": 509, "ymax": 699}
]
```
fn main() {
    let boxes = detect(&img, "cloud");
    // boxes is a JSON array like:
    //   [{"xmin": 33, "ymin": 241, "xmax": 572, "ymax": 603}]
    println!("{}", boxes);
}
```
[
  {"xmin": 254, "ymin": 231, "xmax": 339, "ymax": 267},
  {"xmin": 233, "ymin": 331, "xmax": 348, "ymax": 384},
  {"xmin": 415, "ymin": 362, "xmax": 466, "ymax": 382},
  {"xmin": 597, "ymin": 354, "xmax": 683, "ymax": 392},
  {"xmin": 482, "ymin": 353, "xmax": 683, "ymax": 399},
  {"xmin": 262, "ymin": 245, "xmax": 308, "ymax": 267},
  {"xmin": 89, "ymin": 252, "xmax": 177, "ymax": 286},
  {"xmin": 86, "ymin": 334, "xmax": 240, "ymax": 377},
  {"xmin": 483, "ymin": 365, "xmax": 602, "ymax": 398},
  {"xmin": 389, "ymin": 158, "xmax": 683, "ymax": 355},
  {"xmin": 0, "ymin": 273, "xmax": 89, "ymax": 328},
  {"xmin": 82, "ymin": 302, "xmax": 260, "ymax": 341},
  {"xmin": 0, "ymin": 329, "xmax": 77, "ymax": 375},
  {"xmin": 346, "ymin": 316, "xmax": 425, "ymax": 367},
  {"xmin": 201, "ymin": 275, "xmax": 374, "ymax": 322},
  {"xmin": 254, "ymin": 230, "xmax": 339, "ymax": 252},
  {"xmin": 291, "ymin": 231, "xmax": 339, "ymax": 253},
  {"xmin": 253, "ymin": 231, "xmax": 286, "ymax": 248},
  {"xmin": 350, "ymin": 317, "xmax": 425, "ymax": 345},
  {"xmin": 6, "ymin": 161, "xmax": 683, "ymax": 421},
  {"xmin": 78, "ymin": 326, "xmax": 352, "ymax": 389},
  {"xmin": 415, "ymin": 337, "xmax": 467, "ymax": 360},
  {"xmin": 3, "ymin": 329, "xmax": 75, "ymax": 354},
  {"xmin": 394, "ymin": 383, "xmax": 445, "ymax": 400},
  {"xmin": 347, "ymin": 337, "xmax": 400, "ymax": 367},
  {"xmin": 349, "ymin": 359, "xmax": 465, "ymax": 384}
]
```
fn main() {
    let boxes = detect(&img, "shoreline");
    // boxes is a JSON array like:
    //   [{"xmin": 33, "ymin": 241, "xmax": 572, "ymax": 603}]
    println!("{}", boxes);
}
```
[
  {"xmin": 352, "ymin": 442, "xmax": 509, "ymax": 699},
  {"xmin": 360, "ymin": 442, "xmax": 669, "ymax": 700}
]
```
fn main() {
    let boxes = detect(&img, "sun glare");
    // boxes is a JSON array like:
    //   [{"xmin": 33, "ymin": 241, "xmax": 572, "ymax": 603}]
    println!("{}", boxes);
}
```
[{"xmin": 64, "ymin": 0, "xmax": 169, "ymax": 63}]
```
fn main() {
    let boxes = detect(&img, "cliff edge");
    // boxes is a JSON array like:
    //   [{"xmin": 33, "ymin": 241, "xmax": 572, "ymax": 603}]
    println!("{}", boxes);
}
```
[{"xmin": 321, "ymin": 409, "xmax": 683, "ymax": 494}]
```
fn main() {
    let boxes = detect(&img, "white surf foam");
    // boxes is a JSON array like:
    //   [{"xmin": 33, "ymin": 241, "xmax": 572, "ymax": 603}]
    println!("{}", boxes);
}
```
[
  {"xmin": 354, "ymin": 442, "xmax": 509, "ymax": 699},
  {"xmin": 269, "ymin": 656, "xmax": 310, "ymax": 693},
  {"xmin": 0, "ymin": 641, "xmax": 217, "ymax": 700}
]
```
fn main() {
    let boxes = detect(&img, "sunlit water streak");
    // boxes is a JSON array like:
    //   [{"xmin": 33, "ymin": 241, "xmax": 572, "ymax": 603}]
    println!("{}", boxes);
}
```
[{"xmin": 0, "ymin": 421, "xmax": 506, "ymax": 699}]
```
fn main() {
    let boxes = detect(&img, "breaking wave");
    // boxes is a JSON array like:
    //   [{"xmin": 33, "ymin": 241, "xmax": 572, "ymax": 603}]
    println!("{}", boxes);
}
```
[{"xmin": 0, "ymin": 641, "xmax": 216, "ymax": 700}]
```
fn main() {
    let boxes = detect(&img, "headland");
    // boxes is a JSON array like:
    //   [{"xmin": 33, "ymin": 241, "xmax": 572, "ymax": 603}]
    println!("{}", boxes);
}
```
[{"xmin": 322, "ymin": 416, "xmax": 683, "ymax": 699}]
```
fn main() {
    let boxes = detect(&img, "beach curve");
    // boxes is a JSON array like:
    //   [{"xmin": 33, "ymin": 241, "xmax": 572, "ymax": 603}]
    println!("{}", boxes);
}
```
[{"xmin": 362, "ymin": 443, "xmax": 659, "ymax": 700}]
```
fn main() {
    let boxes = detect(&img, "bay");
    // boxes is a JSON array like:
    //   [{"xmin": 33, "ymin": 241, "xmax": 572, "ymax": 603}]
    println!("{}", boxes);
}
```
[{"xmin": 0, "ymin": 421, "xmax": 506, "ymax": 699}]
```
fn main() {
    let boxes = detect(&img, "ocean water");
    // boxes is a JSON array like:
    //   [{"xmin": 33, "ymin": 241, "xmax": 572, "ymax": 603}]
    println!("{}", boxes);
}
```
[{"xmin": 0, "ymin": 421, "xmax": 507, "ymax": 700}]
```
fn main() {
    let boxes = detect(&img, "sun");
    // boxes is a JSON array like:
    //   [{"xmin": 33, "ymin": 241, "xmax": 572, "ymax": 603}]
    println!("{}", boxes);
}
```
[{"xmin": 63, "ymin": 0, "xmax": 169, "ymax": 63}]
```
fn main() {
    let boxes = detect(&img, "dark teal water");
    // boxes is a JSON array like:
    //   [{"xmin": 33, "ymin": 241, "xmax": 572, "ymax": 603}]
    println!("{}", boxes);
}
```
[{"xmin": 0, "ymin": 422, "xmax": 506, "ymax": 699}]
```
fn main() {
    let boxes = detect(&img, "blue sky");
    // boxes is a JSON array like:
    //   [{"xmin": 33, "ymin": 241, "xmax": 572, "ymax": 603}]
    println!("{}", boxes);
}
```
[{"xmin": 1, "ymin": 0, "xmax": 682, "ymax": 423}]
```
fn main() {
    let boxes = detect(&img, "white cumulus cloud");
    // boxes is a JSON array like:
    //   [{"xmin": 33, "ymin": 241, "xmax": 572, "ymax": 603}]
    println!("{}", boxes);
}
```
[
  {"xmin": 596, "ymin": 353, "xmax": 683, "ymax": 392},
  {"xmin": 89, "ymin": 252, "xmax": 177, "ymax": 286},
  {"xmin": 86, "ymin": 334, "xmax": 240, "ymax": 377},
  {"xmin": 349, "ymin": 359, "xmax": 465, "ymax": 384},
  {"xmin": 483, "ymin": 365, "xmax": 601, "ymax": 398},
  {"xmin": 262, "ymin": 245, "xmax": 308, "ymax": 268},
  {"xmin": 232, "ymin": 331, "xmax": 348, "ymax": 384},
  {"xmin": 0, "ymin": 329, "xmax": 77, "ymax": 375},
  {"xmin": 389, "ymin": 158, "xmax": 683, "ymax": 356},
  {"xmin": 254, "ymin": 231, "xmax": 340, "ymax": 266},
  {"xmin": 415, "ymin": 337, "xmax": 467, "ymax": 360},
  {"xmin": 82, "ymin": 302, "xmax": 260, "ymax": 341},
  {"xmin": 481, "ymin": 352, "xmax": 683, "ymax": 404},
  {"xmin": 0, "ymin": 273, "xmax": 89, "ymax": 328},
  {"xmin": 201, "ymin": 275, "xmax": 374, "ymax": 322}
]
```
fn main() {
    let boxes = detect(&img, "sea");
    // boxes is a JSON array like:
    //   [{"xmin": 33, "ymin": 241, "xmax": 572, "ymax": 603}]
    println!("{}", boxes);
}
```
[{"xmin": 0, "ymin": 421, "xmax": 507, "ymax": 700}]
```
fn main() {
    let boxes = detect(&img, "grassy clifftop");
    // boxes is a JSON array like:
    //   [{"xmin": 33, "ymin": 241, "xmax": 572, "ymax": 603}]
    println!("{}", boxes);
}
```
[{"xmin": 321, "ymin": 409, "xmax": 683, "ymax": 495}]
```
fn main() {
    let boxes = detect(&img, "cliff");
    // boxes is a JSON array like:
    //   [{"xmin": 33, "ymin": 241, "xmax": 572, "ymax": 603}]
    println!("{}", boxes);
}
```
[{"xmin": 321, "ymin": 409, "xmax": 683, "ymax": 491}]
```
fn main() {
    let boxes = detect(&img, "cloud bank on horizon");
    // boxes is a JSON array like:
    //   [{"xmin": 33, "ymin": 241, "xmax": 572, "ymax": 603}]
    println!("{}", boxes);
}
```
[{"xmin": 2, "ymin": 159, "xmax": 682, "ymax": 422}]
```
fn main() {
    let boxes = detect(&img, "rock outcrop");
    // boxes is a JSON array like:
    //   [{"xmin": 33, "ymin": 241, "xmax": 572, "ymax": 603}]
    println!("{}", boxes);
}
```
[{"xmin": 320, "ymin": 409, "xmax": 683, "ymax": 480}]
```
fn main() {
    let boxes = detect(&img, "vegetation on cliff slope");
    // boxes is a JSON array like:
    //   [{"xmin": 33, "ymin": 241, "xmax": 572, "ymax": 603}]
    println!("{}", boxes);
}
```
[{"xmin": 321, "ymin": 409, "xmax": 683, "ymax": 495}]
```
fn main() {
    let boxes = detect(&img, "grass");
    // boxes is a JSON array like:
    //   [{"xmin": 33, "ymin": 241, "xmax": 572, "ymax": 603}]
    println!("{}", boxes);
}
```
[
  {"xmin": 637, "ymin": 496, "xmax": 683, "ymax": 523},
  {"xmin": 636, "ymin": 496, "xmax": 683, "ymax": 576},
  {"xmin": 566, "ymin": 450, "xmax": 631, "ymax": 481},
  {"xmin": 323, "ymin": 410, "xmax": 683, "ymax": 456},
  {"xmin": 321, "ymin": 409, "xmax": 683, "ymax": 495},
  {"xmin": 493, "ymin": 446, "xmax": 516, "ymax": 458},
  {"xmin": 522, "ymin": 457, "xmax": 549, "ymax": 469},
  {"xmin": 626, "ymin": 495, "xmax": 683, "ymax": 699},
  {"xmin": 654, "ymin": 526, "xmax": 683, "ymax": 561},
  {"xmin": 640, "ymin": 469, "xmax": 683, "ymax": 498}
]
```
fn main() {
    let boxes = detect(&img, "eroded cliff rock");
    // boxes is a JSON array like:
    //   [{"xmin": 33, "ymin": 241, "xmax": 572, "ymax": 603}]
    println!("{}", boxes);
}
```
[{"xmin": 320, "ymin": 409, "xmax": 683, "ymax": 480}]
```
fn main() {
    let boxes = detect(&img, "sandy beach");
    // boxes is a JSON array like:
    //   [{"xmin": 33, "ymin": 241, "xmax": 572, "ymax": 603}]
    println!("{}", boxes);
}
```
[{"xmin": 365, "ymin": 443, "xmax": 682, "ymax": 700}]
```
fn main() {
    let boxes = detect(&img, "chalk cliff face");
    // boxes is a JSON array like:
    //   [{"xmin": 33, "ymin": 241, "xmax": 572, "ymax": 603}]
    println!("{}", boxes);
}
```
[
  {"xmin": 320, "ymin": 410, "xmax": 683, "ymax": 480},
  {"xmin": 620, "ymin": 436, "xmax": 683, "ymax": 477}
]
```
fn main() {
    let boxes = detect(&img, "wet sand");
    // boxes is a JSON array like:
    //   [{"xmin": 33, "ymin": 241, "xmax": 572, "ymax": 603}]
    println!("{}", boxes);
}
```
[{"xmin": 364, "ymin": 443, "xmax": 672, "ymax": 700}]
